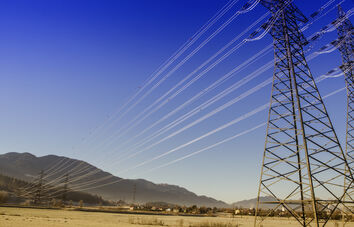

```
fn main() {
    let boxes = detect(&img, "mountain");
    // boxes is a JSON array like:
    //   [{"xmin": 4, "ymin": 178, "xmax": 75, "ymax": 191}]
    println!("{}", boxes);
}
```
[
  {"xmin": 0, "ymin": 152, "xmax": 229, "ymax": 207},
  {"xmin": 231, "ymin": 196, "xmax": 274, "ymax": 209},
  {"xmin": 0, "ymin": 173, "xmax": 112, "ymax": 205}
]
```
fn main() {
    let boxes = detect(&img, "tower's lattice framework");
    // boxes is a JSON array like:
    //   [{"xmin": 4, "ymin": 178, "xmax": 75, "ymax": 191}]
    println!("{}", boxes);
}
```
[
  {"xmin": 336, "ymin": 5, "xmax": 354, "ymax": 204},
  {"xmin": 255, "ymin": 1, "xmax": 353, "ymax": 226},
  {"xmin": 33, "ymin": 170, "xmax": 45, "ymax": 204},
  {"xmin": 62, "ymin": 174, "xmax": 69, "ymax": 204}
]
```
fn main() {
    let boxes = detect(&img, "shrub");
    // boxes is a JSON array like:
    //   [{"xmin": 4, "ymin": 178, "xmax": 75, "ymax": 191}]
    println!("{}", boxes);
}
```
[
  {"xmin": 21, "ymin": 199, "xmax": 31, "ymax": 206},
  {"xmin": 0, "ymin": 191, "xmax": 9, "ymax": 204}
]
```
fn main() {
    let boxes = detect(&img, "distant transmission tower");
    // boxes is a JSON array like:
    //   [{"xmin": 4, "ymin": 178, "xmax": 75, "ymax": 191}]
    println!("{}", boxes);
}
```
[
  {"xmin": 62, "ymin": 174, "xmax": 69, "ymax": 205},
  {"xmin": 254, "ymin": 1, "xmax": 353, "ymax": 226},
  {"xmin": 33, "ymin": 170, "xmax": 45, "ymax": 205},
  {"xmin": 132, "ymin": 184, "xmax": 136, "ymax": 205},
  {"xmin": 336, "ymin": 5, "xmax": 354, "ymax": 211}
]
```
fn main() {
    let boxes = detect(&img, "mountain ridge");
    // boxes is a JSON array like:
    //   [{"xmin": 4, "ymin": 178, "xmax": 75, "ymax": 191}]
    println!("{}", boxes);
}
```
[{"xmin": 0, "ymin": 152, "xmax": 230, "ymax": 207}]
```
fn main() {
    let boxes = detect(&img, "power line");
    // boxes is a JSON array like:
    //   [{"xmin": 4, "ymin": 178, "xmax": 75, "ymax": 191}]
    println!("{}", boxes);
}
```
[
  {"xmin": 37, "ymin": 23, "xmax": 342, "ymax": 195},
  {"xmin": 84, "ymin": 0, "xmax": 264, "ymax": 155},
  {"xmin": 30, "ymin": 0, "xmax": 346, "ymax": 196},
  {"xmin": 40, "ymin": 0, "xmax": 241, "ymax": 178},
  {"xmin": 39, "ymin": 1, "xmax": 272, "ymax": 182},
  {"xmin": 59, "ymin": 66, "xmax": 341, "ymax": 193},
  {"xmin": 66, "ymin": 84, "xmax": 345, "ymax": 193}
]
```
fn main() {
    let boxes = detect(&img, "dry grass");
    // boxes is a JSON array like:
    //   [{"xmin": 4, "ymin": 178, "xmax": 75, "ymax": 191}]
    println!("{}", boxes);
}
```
[
  {"xmin": 0, "ymin": 207, "xmax": 352, "ymax": 227},
  {"xmin": 128, "ymin": 217, "xmax": 165, "ymax": 225},
  {"xmin": 189, "ymin": 222, "xmax": 239, "ymax": 227}
]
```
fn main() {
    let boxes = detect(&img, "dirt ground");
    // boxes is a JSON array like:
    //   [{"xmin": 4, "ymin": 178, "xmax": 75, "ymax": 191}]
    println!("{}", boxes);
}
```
[{"xmin": 0, "ymin": 207, "xmax": 352, "ymax": 227}]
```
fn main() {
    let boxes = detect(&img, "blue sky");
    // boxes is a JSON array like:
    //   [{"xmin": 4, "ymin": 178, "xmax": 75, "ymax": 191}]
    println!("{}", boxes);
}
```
[{"xmin": 0, "ymin": 0, "xmax": 352, "ymax": 203}]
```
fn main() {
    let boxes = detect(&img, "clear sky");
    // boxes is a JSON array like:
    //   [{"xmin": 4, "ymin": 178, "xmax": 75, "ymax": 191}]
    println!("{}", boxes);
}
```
[{"xmin": 0, "ymin": 0, "xmax": 352, "ymax": 203}]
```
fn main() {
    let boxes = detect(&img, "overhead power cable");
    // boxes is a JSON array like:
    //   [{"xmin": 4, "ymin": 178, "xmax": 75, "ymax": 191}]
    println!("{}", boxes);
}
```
[
  {"xmin": 42, "ymin": 56, "xmax": 345, "ymax": 193},
  {"xmin": 85, "ymin": 0, "xmax": 265, "ymax": 155},
  {"xmin": 67, "ymin": 85, "xmax": 345, "ymax": 193},
  {"xmin": 39, "ymin": 0, "xmax": 270, "ymax": 181},
  {"xmin": 40, "ymin": 0, "xmax": 241, "ymax": 178},
  {"xmin": 30, "ymin": 0, "xmax": 342, "ymax": 193}
]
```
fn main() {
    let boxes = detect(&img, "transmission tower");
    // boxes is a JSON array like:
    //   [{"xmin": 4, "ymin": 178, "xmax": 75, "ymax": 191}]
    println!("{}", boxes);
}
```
[
  {"xmin": 62, "ymin": 174, "xmax": 69, "ymax": 205},
  {"xmin": 336, "ymin": 5, "xmax": 354, "ymax": 203},
  {"xmin": 33, "ymin": 170, "xmax": 45, "ymax": 205},
  {"xmin": 254, "ymin": 1, "xmax": 353, "ymax": 226},
  {"xmin": 132, "ymin": 184, "xmax": 136, "ymax": 205}
]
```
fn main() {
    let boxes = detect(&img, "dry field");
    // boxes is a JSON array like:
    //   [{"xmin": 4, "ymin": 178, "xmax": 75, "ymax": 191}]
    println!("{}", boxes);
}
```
[{"xmin": 0, "ymin": 207, "xmax": 352, "ymax": 227}]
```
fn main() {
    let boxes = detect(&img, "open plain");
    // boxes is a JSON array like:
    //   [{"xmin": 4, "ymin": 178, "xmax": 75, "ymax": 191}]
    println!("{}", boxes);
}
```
[{"xmin": 0, "ymin": 207, "xmax": 352, "ymax": 227}]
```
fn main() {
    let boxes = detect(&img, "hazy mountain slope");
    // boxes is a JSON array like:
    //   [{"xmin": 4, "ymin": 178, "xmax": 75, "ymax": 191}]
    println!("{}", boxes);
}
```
[
  {"xmin": 231, "ymin": 196, "xmax": 274, "ymax": 208},
  {"xmin": 0, "ymin": 173, "xmax": 111, "ymax": 205},
  {"xmin": 0, "ymin": 152, "xmax": 229, "ymax": 207}
]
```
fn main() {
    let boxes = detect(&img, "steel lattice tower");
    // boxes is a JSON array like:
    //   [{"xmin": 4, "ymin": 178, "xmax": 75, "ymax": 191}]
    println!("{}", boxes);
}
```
[
  {"xmin": 33, "ymin": 170, "xmax": 45, "ymax": 205},
  {"xmin": 336, "ymin": 5, "xmax": 354, "ymax": 206},
  {"xmin": 62, "ymin": 174, "xmax": 69, "ymax": 205},
  {"xmin": 254, "ymin": 1, "xmax": 353, "ymax": 226}
]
